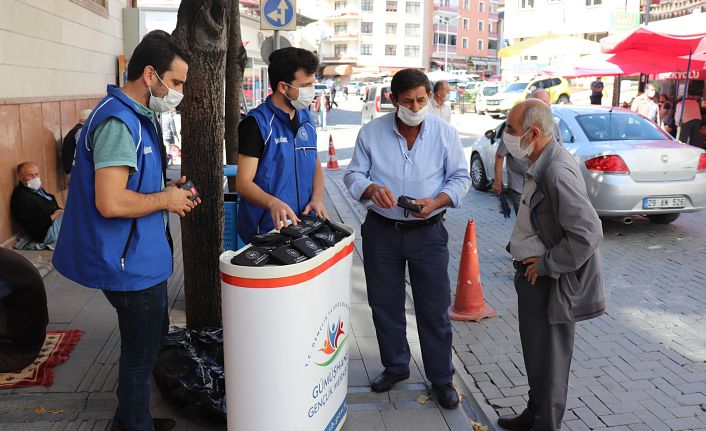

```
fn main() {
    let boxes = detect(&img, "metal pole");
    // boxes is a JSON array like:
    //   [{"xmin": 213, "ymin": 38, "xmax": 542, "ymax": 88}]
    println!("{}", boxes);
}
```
[
  {"xmin": 274, "ymin": 30, "xmax": 280, "ymax": 50},
  {"xmin": 445, "ymin": 18, "xmax": 449, "ymax": 71},
  {"xmin": 644, "ymin": 0, "xmax": 651, "ymax": 25}
]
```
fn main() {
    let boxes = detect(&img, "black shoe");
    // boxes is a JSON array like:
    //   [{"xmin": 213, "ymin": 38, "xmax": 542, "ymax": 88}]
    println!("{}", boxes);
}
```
[
  {"xmin": 497, "ymin": 410, "xmax": 534, "ymax": 431},
  {"xmin": 370, "ymin": 370, "xmax": 410, "ymax": 392},
  {"xmin": 110, "ymin": 418, "xmax": 176, "ymax": 431},
  {"xmin": 433, "ymin": 383, "xmax": 459, "ymax": 409}
]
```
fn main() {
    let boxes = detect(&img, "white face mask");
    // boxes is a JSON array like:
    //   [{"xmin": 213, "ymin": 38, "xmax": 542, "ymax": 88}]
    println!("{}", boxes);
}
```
[
  {"xmin": 149, "ymin": 73, "xmax": 184, "ymax": 113},
  {"xmin": 503, "ymin": 129, "xmax": 534, "ymax": 160},
  {"xmin": 284, "ymin": 83, "xmax": 315, "ymax": 110},
  {"xmin": 397, "ymin": 105, "xmax": 428, "ymax": 127},
  {"xmin": 26, "ymin": 177, "xmax": 41, "ymax": 190}
]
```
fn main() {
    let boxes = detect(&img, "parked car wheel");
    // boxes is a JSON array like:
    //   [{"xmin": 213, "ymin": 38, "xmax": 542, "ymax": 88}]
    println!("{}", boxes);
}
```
[
  {"xmin": 470, "ymin": 153, "xmax": 490, "ymax": 191},
  {"xmin": 557, "ymin": 94, "xmax": 571, "ymax": 104},
  {"xmin": 647, "ymin": 213, "xmax": 680, "ymax": 224}
]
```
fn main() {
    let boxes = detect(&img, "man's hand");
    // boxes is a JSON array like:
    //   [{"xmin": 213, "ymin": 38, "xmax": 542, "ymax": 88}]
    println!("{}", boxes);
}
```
[
  {"xmin": 369, "ymin": 185, "xmax": 396, "ymax": 209},
  {"xmin": 522, "ymin": 257, "xmax": 539, "ymax": 285},
  {"xmin": 50, "ymin": 209, "xmax": 63, "ymax": 222},
  {"xmin": 268, "ymin": 198, "xmax": 299, "ymax": 230},
  {"xmin": 164, "ymin": 184, "xmax": 196, "ymax": 217},
  {"xmin": 492, "ymin": 179, "xmax": 503, "ymax": 195},
  {"xmin": 408, "ymin": 197, "xmax": 440, "ymax": 219},
  {"xmin": 303, "ymin": 199, "xmax": 329, "ymax": 219}
]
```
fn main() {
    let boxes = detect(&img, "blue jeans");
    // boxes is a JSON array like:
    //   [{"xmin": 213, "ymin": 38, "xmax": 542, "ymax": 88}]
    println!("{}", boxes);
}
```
[
  {"xmin": 43, "ymin": 212, "xmax": 63, "ymax": 246},
  {"xmin": 103, "ymin": 281, "xmax": 169, "ymax": 431}
]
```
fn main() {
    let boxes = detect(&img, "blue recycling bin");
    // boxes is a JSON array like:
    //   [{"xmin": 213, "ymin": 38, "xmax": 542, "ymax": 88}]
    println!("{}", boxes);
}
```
[{"xmin": 224, "ymin": 165, "xmax": 245, "ymax": 251}]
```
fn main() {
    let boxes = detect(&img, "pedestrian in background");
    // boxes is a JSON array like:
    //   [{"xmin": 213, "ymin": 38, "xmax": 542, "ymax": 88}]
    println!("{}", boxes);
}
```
[
  {"xmin": 590, "ymin": 77, "xmax": 604, "ymax": 105},
  {"xmin": 675, "ymin": 95, "xmax": 703, "ymax": 145},
  {"xmin": 344, "ymin": 68, "xmax": 471, "ymax": 410},
  {"xmin": 428, "ymin": 80, "xmax": 451, "ymax": 122},
  {"xmin": 61, "ymin": 109, "xmax": 92, "ymax": 175},
  {"xmin": 497, "ymin": 99, "xmax": 604, "ymax": 431},
  {"xmin": 631, "ymin": 84, "xmax": 659, "ymax": 123}
]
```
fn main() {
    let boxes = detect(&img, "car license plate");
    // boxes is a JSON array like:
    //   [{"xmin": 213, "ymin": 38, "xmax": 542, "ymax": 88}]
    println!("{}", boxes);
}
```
[{"xmin": 643, "ymin": 197, "xmax": 685, "ymax": 209}]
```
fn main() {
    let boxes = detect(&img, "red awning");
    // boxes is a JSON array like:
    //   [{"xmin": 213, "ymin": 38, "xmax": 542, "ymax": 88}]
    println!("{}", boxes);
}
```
[
  {"xmin": 543, "ymin": 50, "xmax": 705, "ymax": 78},
  {"xmin": 601, "ymin": 27, "xmax": 706, "ymax": 56}
]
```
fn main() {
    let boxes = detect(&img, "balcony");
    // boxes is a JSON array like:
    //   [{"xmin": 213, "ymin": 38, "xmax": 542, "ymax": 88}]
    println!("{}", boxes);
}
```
[
  {"xmin": 489, "ymin": 11, "xmax": 499, "ymax": 20},
  {"xmin": 326, "ymin": 10, "xmax": 359, "ymax": 20},
  {"xmin": 329, "ymin": 32, "xmax": 360, "ymax": 42},
  {"xmin": 322, "ymin": 55, "xmax": 359, "ymax": 64},
  {"xmin": 432, "ymin": 44, "xmax": 457, "ymax": 54},
  {"xmin": 434, "ymin": 5, "xmax": 459, "ymax": 17},
  {"xmin": 488, "ymin": 31, "xmax": 498, "ymax": 39},
  {"xmin": 488, "ymin": 49, "xmax": 497, "ymax": 57},
  {"xmin": 433, "ymin": 24, "xmax": 458, "ymax": 33}
]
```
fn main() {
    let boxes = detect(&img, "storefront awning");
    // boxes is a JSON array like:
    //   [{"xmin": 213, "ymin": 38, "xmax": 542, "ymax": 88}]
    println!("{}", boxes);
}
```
[{"xmin": 322, "ymin": 65, "xmax": 353, "ymax": 76}]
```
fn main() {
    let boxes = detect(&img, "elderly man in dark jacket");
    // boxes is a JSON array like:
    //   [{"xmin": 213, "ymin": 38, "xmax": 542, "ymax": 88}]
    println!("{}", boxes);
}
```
[
  {"xmin": 10, "ymin": 162, "xmax": 63, "ymax": 246},
  {"xmin": 498, "ymin": 99, "xmax": 605, "ymax": 431}
]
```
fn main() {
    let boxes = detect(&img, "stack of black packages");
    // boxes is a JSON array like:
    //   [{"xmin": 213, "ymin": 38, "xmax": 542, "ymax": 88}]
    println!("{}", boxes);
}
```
[{"xmin": 230, "ymin": 215, "xmax": 351, "ymax": 267}]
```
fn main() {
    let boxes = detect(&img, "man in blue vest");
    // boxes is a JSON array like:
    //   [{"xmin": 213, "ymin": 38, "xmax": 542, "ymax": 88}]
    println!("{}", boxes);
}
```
[
  {"xmin": 53, "ymin": 30, "xmax": 197, "ymax": 431},
  {"xmin": 236, "ymin": 47, "xmax": 328, "ymax": 243}
]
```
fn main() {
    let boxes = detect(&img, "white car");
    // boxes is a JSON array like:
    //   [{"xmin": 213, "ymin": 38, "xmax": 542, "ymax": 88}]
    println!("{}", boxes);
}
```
[
  {"xmin": 361, "ymin": 83, "xmax": 395, "ymax": 124},
  {"xmin": 469, "ymin": 105, "xmax": 706, "ymax": 223},
  {"xmin": 475, "ymin": 82, "xmax": 505, "ymax": 116}
]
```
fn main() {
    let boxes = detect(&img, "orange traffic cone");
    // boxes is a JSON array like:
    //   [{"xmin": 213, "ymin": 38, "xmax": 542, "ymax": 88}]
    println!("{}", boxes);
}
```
[
  {"xmin": 326, "ymin": 134, "xmax": 339, "ymax": 170},
  {"xmin": 449, "ymin": 219, "xmax": 497, "ymax": 321}
]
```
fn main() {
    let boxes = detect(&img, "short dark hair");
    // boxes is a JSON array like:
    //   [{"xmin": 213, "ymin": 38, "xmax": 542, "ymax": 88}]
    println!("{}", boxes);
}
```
[
  {"xmin": 16, "ymin": 161, "xmax": 37, "ymax": 176},
  {"xmin": 391, "ymin": 69, "xmax": 431, "ymax": 98},
  {"xmin": 127, "ymin": 30, "xmax": 188, "ymax": 82},
  {"xmin": 433, "ymin": 80, "xmax": 448, "ymax": 94},
  {"xmin": 268, "ymin": 47, "xmax": 319, "ymax": 92}
]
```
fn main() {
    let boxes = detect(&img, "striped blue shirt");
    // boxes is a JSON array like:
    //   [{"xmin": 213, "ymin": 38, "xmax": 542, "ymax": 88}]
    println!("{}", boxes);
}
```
[{"xmin": 344, "ymin": 112, "xmax": 471, "ymax": 220}]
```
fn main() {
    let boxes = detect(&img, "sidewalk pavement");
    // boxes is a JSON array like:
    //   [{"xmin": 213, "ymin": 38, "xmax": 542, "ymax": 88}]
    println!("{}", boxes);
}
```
[{"xmin": 0, "ymin": 177, "xmax": 488, "ymax": 431}]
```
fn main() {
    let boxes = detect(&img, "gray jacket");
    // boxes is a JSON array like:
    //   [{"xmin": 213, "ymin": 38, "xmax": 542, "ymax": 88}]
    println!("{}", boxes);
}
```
[{"xmin": 529, "ymin": 140, "xmax": 605, "ymax": 323}]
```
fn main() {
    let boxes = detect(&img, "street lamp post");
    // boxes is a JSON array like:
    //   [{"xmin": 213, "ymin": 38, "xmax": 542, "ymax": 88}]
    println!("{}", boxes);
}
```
[{"xmin": 442, "ymin": 15, "xmax": 460, "ymax": 71}]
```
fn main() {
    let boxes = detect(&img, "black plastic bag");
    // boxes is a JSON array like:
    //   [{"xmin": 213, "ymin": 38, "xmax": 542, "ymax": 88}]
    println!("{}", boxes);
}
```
[{"xmin": 153, "ymin": 327, "xmax": 227, "ymax": 422}]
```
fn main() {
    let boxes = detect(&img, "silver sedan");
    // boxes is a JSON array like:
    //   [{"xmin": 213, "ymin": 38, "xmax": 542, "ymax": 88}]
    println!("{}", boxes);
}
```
[{"xmin": 469, "ymin": 105, "xmax": 706, "ymax": 224}]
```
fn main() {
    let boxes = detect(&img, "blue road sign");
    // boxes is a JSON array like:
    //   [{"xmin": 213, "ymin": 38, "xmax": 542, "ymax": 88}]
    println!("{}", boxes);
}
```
[{"xmin": 261, "ymin": 0, "xmax": 296, "ymax": 31}]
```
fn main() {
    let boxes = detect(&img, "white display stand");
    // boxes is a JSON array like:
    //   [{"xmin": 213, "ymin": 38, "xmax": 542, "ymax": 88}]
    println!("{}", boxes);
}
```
[{"xmin": 220, "ymin": 226, "xmax": 354, "ymax": 431}]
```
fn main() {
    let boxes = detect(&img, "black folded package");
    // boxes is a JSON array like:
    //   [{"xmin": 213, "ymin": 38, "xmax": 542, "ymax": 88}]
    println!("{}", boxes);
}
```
[
  {"xmin": 300, "ymin": 214, "xmax": 326, "ymax": 229},
  {"xmin": 250, "ymin": 232, "xmax": 291, "ymax": 249},
  {"xmin": 312, "ymin": 225, "xmax": 336, "ymax": 247},
  {"xmin": 230, "ymin": 246, "xmax": 271, "ymax": 267},
  {"xmin": 292, "ymin": 236, "xmax": 324, "ymax": 258},
  {"xmin": 326, "ymin": 220, "xmax": 351, "ymax": 241},
  {"xmin": 270, "ymin": 245, "xmax": 309, "ymax": 265}
]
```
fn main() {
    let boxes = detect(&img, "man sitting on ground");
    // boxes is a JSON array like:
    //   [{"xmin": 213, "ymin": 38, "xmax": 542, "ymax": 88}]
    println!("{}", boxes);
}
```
[{"xmin": 10, "ymin": 162, "xmax": 63, "ymax": 248}]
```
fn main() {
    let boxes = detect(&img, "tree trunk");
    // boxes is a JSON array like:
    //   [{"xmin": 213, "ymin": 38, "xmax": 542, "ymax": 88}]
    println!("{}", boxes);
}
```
[
  {"xmin": 173, "ymin": 0, "xmax": 231, "ymax": 329},
  {"xmin": 224, "ymin": 3, "xmax": 249, "ymax": 191}
]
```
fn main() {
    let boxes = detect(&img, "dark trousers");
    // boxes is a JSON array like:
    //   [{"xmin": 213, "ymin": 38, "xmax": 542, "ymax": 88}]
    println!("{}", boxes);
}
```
[
  {"xmin": 515, "ymin": 266, "xmax": 575, "ymax": 431},
  {"xmin": 589, "ymin": 95, "xmax": 602, "ymax": 105},
  {"xmin": 361, "ymin": 212, "xmax": 454, "ymax": 385},
  {"xmin": 679, "ymin": 119, "xmax": 702, "ymax": 146},
  {"xmin": 103, "ymin": 281, "xmax": 169, "ymax": 431},
  {"xmin": 507, "ymin": 189, "xmax": 522, "ymax": 216}
]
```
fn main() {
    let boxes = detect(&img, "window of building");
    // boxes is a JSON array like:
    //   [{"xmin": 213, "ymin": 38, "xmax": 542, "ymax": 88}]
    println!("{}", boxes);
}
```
[
  {"xmin": 585, "ymin": 0, "xmax": 601, "ymax": 5},
  {"xmin": 462, "ymin": 38, "xmax": 469, "ymax": 49},
  {"xmin": 488, "ymin": 39, "xmax": 498, "ymax": 49},
  {"xmin": 464, "ymin": 0, "xmax": 470, "ymax": 8},
  {"xmin": 434, "ymin": 33, "xmax": 457, "ymax": 45},
  {"xmin": 71, "ymin": 0, "xmax": 109, "ymax": 18},
  {"xmin": 362, "ymin": 0, "xmax": 374, "ymax": 11},
  {"xmin": 404, "ymin": 45, "xmax": 420, "ymax": 56},
  {"xmin": 478, "ymin": 21, "xmax": 483, "ymax": 32},
  {"xmin": 361, "ymin": 22, "xmax": 373, "ymax": 33},
  {"xmin": 463, "ymin": 18, "xmax": 469, "ymax": 29},
  {"xmin": 334, "ymin": 0, "xmax": 348, "ymax": 10},
  {"xmin": 519, "ymin": 0, "xmax": 534, "ymax": 8},
  {"xmin": 334, "ymin": 23, "xmax": 348, "ymax": 34},
  {"xmin": 385, "ymin": 45, "xmax": 397, "ymax": 55},
  {"xmin": 334, "ymin": 44, "xmax": 348, "ymax": 57},
  {"xmin": 405, "ymin": 1, "xmax": 420, "ymax": 13},
  {"xmin": 477, "ymin": 39, "xmax": 484, "ymax": 50},
  {"xmin": 386, "ymin": 23, "xmax": 397, "ymax": 34},
  {"xmin": 479, "ymin": 1, "xmax": 484, "ymax": 12},
  {"xmin": 440, "ymin": 0, "xmax": 451, "ymax": 5},
  {"xmin": 405, "ymin": 23, "xmax": 420, "ymax": 36},
  {"xmin": 488, "ymin": 22, "xmax": 493, "ymax": 33},
  {"xmin": 386, "ymin": 1, "xmax": 398, "ymax": 12},
  {"xmin": 521, "ymin": 55, "xmax": 538, "ymax": 61},
  {"xmin": 361, "ymin": 44, "xmax": 372, "ymax": 55}
]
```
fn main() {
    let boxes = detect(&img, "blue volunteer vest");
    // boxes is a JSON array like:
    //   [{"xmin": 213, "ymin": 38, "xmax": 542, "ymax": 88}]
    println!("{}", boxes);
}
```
[
  {"xmin": 238, "ymin": 97, "xmax": 318, "ymax": 243},
  {"xmin": 53, "ymin": 85, "xmax": 172, "ymax": 291}
]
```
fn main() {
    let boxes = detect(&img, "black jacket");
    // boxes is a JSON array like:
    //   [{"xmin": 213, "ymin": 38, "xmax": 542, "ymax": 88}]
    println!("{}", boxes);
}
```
[
  {"xmin": 10, "ymin": 185, "xmax": 60, "ymax": 242},
  {"xmin": 0, "ymin": 248, "xmax": 48, "ymax": 354},
  {"xmin": 62, "ymin": 122, "xmax": 82, "ymax": 174}
]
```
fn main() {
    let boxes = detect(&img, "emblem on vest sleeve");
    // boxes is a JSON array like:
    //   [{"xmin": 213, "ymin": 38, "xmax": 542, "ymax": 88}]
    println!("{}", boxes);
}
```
[{"xmin": 298, "ymin": 128, "xmax": 309, "ymax": 141}]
